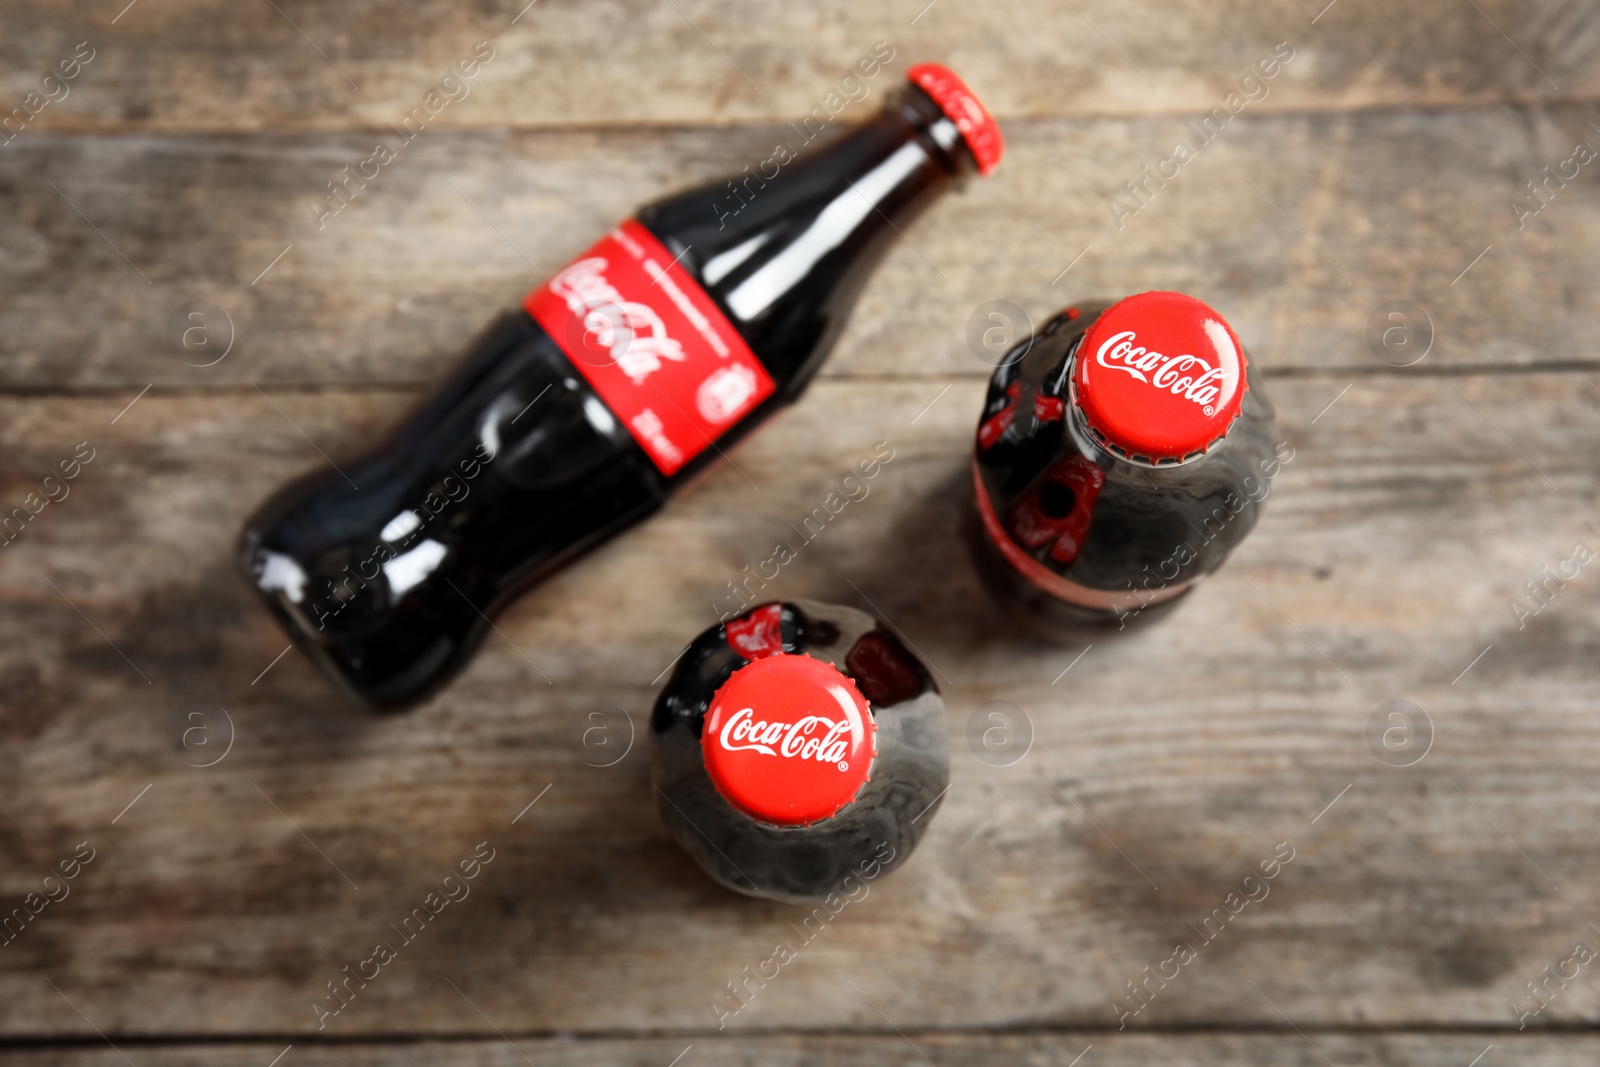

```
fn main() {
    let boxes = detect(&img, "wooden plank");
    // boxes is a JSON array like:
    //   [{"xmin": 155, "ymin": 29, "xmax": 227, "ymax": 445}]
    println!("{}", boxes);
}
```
[
  {"xmin": 6, "ymin": 0, "xmax": 1593, "ymax": 135},
  {"xmin": 1, "ymin": 0, "xmax": 1595, "ymax": 134},
  {"xmin": 0, "ymin": 1033, "xmax": 1586, "ymax": 1066},
  {"xmin": 1, "ymin": 371, "xmax": 1597, "ymax": 1036},
  {"xmin": 3, "ymin": 102, "xmax": 1598, "ymax": 392}
]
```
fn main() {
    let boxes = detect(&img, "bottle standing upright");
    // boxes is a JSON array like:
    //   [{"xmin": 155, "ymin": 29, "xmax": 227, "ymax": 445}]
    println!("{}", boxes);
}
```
[
  {"xmin": 238, "ymin": 63, "xmax": 1003, "ymax": 709},
  {"xmin": 968, "ymin": 291, "xmax": 1285, "ymax": 635},
  {"xmin": 650, "ymin": 600, "xmax": 948, "ymax": 903}
]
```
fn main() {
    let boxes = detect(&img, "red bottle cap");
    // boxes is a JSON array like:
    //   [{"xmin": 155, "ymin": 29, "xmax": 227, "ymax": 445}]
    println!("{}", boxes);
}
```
[
  {"xmin": 1072, "ymin": 291, "xmax": 1248, "ymax": 462},
  {"xmin": 906, "ymin": 62, "xmax": 1004, "ymax": 176},
  {"xmin": 702, "ymin": 653, "xmax": 877, "ymax": 827}
]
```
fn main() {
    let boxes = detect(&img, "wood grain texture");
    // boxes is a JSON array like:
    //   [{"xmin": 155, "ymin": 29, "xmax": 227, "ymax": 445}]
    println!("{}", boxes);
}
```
[
  {"xmin": 1, "ymin": 372, "xmax": 1596, "ymax": 1036},
  {"xmin": 1, "ymin": 0, "xmax": 1595, "ymax": 133},
  {"xmin": 0, "ymin": 1033, "xmax": 1586, "ymax": 1066},
  {"xmin": 5, "ymin": 0, "xmax": 1598, "ymax": 1053},
  {"xmin": 2, "ymin": 102, "xmax": 1597, "ymax": 392}
]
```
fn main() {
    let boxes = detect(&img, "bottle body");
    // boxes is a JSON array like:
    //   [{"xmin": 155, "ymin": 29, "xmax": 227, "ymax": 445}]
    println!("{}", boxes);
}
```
[
  {"xmin": 238, "ymin": 68, "xmax": 999, "ymax": 708},
  {"xmin": 968, "ymin": 297, "xmax": 1283, "ymax": 637},
  {"xmin": 239, "ymin": 310, "xmax": 668, "ymax": 707},
  {"xmin": 649, "ymin": 600, "xmax": 947, "ymax": 904}
]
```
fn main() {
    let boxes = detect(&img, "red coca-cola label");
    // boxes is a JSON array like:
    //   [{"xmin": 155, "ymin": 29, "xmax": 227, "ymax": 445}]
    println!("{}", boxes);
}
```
[
  {"xmin": 524, "ymin": 220, "xmax": 775, "ymax": 476},
  {"xmin": 1006, "ymin": 452, "xmax": 1105, "ymax": 565},
  {"xmin": 724, "ymin": 603, "xmax": 785, "ymax": 660},
  {"xmin": 701, "ymin": 653, "xmax": 876, "ymax": 827}
]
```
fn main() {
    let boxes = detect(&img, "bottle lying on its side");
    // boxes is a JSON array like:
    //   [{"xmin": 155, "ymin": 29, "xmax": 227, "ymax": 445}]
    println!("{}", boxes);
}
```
[{"xmin": 237, "ymin": 64, "xmax": 1003, "ymax": 709}]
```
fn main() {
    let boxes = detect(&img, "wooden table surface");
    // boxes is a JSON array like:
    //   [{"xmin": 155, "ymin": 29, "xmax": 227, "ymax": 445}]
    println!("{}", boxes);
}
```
[{"xmin": 3, "ymin": 1, "xmax": 1599, "ymax": 1063}]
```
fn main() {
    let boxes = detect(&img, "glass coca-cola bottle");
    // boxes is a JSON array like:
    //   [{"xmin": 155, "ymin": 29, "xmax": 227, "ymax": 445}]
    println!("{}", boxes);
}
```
[
  {"xmin": 238, "ymin": 64, "xmax": 1002, "ymax": 708},
  {"xmin": 968, "ymin": 291, "xmax": 1286, "ymax": 635},
  {"xmin": 650, "ymin": 600, "xmax": 947, "ymax": 903}
]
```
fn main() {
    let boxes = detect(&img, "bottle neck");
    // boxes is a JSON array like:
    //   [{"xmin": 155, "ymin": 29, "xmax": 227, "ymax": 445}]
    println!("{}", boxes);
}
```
[{"xmin": 638, "ymin": 84, "xmax": 974, "ymax": 388}]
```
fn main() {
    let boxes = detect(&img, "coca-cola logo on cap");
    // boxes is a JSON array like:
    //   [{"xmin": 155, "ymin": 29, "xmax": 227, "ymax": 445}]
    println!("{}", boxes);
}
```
[
  {"xmin": 1092, "ymin": 330, "xmax": 1229, "ymax": 413},
  {"xmin": 1072, "ymin": 291, "xmax": 1248, "ymax": 461},
  {"xmin": 717, "ymin": 707, "xmax": 854, "ymax": 767},
  {"xmin": 701, "ymin": 652, "xmax": 876, "ymax": 826}
]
